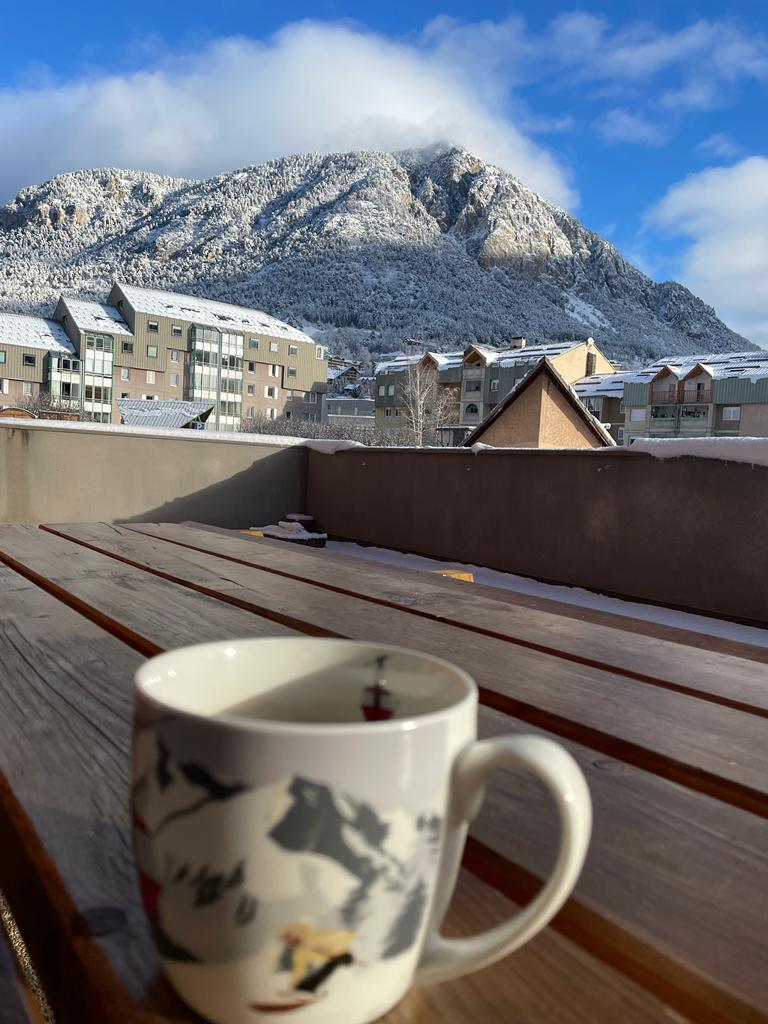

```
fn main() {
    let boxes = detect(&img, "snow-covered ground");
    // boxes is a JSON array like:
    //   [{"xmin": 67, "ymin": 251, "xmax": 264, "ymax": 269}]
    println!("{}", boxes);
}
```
[{"xmin": 326, "ymin": 541, "xmax": 768, "ymax": 649}]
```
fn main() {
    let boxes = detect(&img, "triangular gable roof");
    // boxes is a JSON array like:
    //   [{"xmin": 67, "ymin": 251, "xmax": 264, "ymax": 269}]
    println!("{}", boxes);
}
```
[
  {"xmin": 680, "ymin": 362, "xmax": 715, "ymax": 381},
  {"xmin": 461, "ymin": 357, "xmax": 615, "ymax": 448},
  {"xmin": 650, "ymin": 364, "xmax": 682, "ymax": 383}
]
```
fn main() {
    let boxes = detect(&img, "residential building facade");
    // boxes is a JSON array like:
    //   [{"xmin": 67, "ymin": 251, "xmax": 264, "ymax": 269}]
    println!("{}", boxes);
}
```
[
  {"xmin": 2, "ymin": 284, "xmax": 328, "ymax": 431},
  {"xmin": 571, "ymin": 351, "xmax": 768, "ymax": 445},
  {"xmin": 0, "ymin": 313, "xmax": 77, "ymax": 409}
]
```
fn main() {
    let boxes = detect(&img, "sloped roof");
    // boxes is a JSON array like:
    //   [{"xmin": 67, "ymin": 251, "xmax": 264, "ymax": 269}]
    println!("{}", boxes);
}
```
[
  {"xmin": 60, "ymin": 297, "xmax": 133, "ymax": 336},
  {"xmin": 0, "ymin": 312, "xmax": 76, "ymax": 353},
  {"xmin": 573, "ymin": 371, "xmax": 634, "ymax": 399},
  {"xmin": 114, "ymin": 283, "xmax": 315, "ymax": 344},
  {"xmin": 117, "ymin": 399, "xmax": 214, "ymax": 430},
  {"xmin": 462, "ymin": 357, "xmax": 615, "ymax": 448}
]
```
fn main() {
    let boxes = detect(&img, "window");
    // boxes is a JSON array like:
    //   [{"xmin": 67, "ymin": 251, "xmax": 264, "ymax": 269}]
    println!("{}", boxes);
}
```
[
  {"xmin": 147, "ymin": 345, "xmax": 158, "ymax": 358},
  {"xmin": 285, "ymin": 410, "xmax": 292, "ymax": 420},
  {"xmin": 619, "ymin": 401, "xmax": 625, "ymax": 413},
  {"xmin": 142, "ymin": 394, "xmax": 157, "ymax": 401},
  {"xmin": 248, "ymin": 361, "xmax": 255, "ymax": 372},
  {"xmin": 23, "ymin": 381, "xmax": 33, "ymax": 396},
  {"xmin": 247, "ymin": 384, "xmax": 255, "ymax": 396},
  {"xmin": 630, "ymin": 407, "xmax": 645, "ymax": 422},
  {"xmin": 170, "ymin": 349, "xmax": 179, "ymax": 362},
  {"xmin": 120, "ymin": 367, "xmax": 130, "ymax": 380},
  {"xmin": 465, "ymin": 403, "xmax": 479, "ymax": 417},
  {"xmin": 86, "ymin": 334, "xmax": 113, "ymax": 352},
  {"xmin": 0, "ymin": 379, "xmax": 8, "ymax": 394},
  {"xmin": 269, "ymin": 364, "xmax": 279, "ymax": 377},
  {"xmin": 121, "ymin": 341, "xmax": 133, "ymax": 354},
  {"xmin": 247, "ymin": 406, "xmax": 255, "ymax": 417},
  {"xmin": 288, "ymin": 345, "xmax": 298, "ymax": 355},
  {"xmin": 395, "ymin": 408, "xmax": 402, "ymax": 416},
  {"xmin": 265, "ymin": 385, "xmax": 277, "ymax": 398},
  {"xmin": 0, "ymin": 350, "xmax": 5, "ymax": 364},
  {"xmin": 249, "ymin": 339, "xmax": 259, "ymax": 349},
  {"xmin": 268, "ymin": 408, "xmax": 277, "ymax": 419},
  {"xmin": 171, "ymin": 325, "xmax": 182, "ymax": 337},
  {"xmin": 287, "ymin": 367, "xmax": 297, "ymax": 378},
  {"xmin": 586, "ymin": 353, "xmax": 597, "ymax": 376},
  {"xmin": 723, "ymin": 406, "xmax": 741, "ymax": 421},
  {"xmin": 303, "ymin": 392, "xmax": 311, "ymax": 403},
  {"xmin": 146, "ymin": 370, "xmax": 156, "ymax": 384},
  {"xmin": 316, "ymin": 345, "xmax": 324, "ymax": 359},
  {"xmin": 387, "ymin": 384, "xmax": 395, "ymax": 396},
  {"xmin": 378, "ymin": 385, "xmax": 385, "ymax": 397},
  {"xmin": 309, "ymin": 392, "xmax": 317, "ymax": 404},
  {"xmin": 270, "ymin": 341, "xmax": 279, "ymax": 352},
  {"xmin": 464, "ymin": 380, "xmax": 481, "ymax": 393},
  {"xmin": 23, "ymin": 354, "xmax": 36, "ymax": 367},
  {"xmin": 490, "ymin": 380, "xmax": 500, "ymax": 392},
  {"xmin": 385, "ymin": 408, "xmax": 392, "ymax": 417},
  {"xmin": 618, "ymin": 427, "xmax": 625, "ymax": 443},
  {"xmin": 170, "ymin": 373, "xmax": 179, "ymax": 387},
  {"xmin": 147, "ymin": 321, "xmax": 159, "ymax": 332},
  {"xmin": 287, "ymin": 389, "xmax": 293, "ymax": 399},
  {"xmin": 121, "ymin": 392, "xmax": 130, "ymax": 399}
]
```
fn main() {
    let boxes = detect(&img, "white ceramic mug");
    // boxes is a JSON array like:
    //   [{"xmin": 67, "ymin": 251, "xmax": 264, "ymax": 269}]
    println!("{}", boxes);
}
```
[{"xmin": 132, "ymin": 638, "xmax": 591, "ymax": 1024}]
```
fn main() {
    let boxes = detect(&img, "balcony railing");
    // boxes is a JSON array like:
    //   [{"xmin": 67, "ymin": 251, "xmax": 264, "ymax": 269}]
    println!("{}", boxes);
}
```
[{"xmin": 650, "ymin": 386, "xmax": 712, "ymax": 404}]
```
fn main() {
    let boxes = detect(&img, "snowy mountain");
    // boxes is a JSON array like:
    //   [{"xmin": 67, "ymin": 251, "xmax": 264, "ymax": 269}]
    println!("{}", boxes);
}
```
[{"xmin": 0, "ymin": 145, "xmax": 754, "ymax": 365}]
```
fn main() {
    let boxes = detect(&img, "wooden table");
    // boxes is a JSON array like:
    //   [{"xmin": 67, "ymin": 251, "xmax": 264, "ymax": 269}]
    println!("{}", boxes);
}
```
[{"xmin": 1, "ymin": 522, "xmax": 767, "ymax": 1024}]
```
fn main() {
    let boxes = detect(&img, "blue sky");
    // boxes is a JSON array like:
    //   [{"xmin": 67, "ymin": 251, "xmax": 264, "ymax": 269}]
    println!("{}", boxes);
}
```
[{"xmin": 1, "ymin": 2, "xmax": 767, "ymax": 342}]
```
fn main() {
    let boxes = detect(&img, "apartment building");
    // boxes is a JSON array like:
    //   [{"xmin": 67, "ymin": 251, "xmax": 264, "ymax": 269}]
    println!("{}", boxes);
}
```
[
  {"xmin": 0, "ymin": 313, "xmax": 77, "ymax": 409},
  {"xmin": 374, "ymin": 351, "xmax": 464, "ymax": 428},
  {"xmin": 620, "ymin": 351, "xmax": 768, "ymax": 443},
  {"xmin": 40, "ymin": 283, "xmax": 327, "ymax": 430}
]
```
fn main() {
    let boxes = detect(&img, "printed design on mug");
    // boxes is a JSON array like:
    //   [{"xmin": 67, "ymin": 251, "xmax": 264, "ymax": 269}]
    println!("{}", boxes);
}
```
[{"xmin": 133, "ymin": 728, "xmax": 443, "ymax": 1012}]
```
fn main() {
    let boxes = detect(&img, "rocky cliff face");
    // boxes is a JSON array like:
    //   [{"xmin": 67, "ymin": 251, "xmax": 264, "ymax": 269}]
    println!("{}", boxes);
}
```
[{"xmin": 0, "ymin": 145, "xmax": 753, "ymax": 364}]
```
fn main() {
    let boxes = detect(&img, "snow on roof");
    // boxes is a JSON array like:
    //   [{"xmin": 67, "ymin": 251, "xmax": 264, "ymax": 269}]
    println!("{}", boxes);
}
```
[
  {"xmin": 495, "ymin": 340, "xmax": 586, "ymax": 368},
  {"xmin": 61, "ymin": 297, "xmax": 133, "ymax": 336},
  {"xmin": 428, "ymin": 350, "xmax": 464, "ymax": 368},
  {"xmin": 328, "ymin": 365, "xmax": 356, "ymax": 380},
  {"xmin": 573, "ymin": 372, "xmax": 634, "ymax": 398},
  {"xmin": 0, "ymin": 416, "xmax": 307, "ymax": 446},
  {"xmin": 117, "ymin": 399, "xmax": 214, "ymax": 430},
  {"xmin": 639, "ymin": 350, "xmax": 768, "ymax": 382},
  {"xmin": 115, "ymin": 283, "xmax": 315, "ymax": 344},
  {"xmin": 374, "ymin": 353, "xmax": 423, "ymax": 374},
  {"xmin": 0, "ymin": 312, "xmax": 76, "ymax": 354}
]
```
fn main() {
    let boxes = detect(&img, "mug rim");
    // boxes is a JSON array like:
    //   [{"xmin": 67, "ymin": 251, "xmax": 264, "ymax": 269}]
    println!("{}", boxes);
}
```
[{"xmin": 134, "ymin": 637, "xmax": 477, "ymax": 736}]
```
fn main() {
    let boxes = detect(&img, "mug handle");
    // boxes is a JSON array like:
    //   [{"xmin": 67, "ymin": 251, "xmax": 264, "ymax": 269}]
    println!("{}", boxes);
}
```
[{"xmin": 415, "ymin": 734, "xmax": 592, "ymax": 986}]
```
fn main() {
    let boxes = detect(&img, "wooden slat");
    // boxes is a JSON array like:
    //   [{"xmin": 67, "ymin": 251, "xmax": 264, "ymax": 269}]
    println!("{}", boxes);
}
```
[
  {"xmin": 382, "ymin": 872, "xmax": 685, "ymax": 1024},
  {"xmin": 41, "ymin": 522, "xmax": 768, "ymax": 815},
  {"xmin": 0, "ymin": 525, "xmax": 298, "ymax": 653},
  {"xmin": 0, "ymin": 558, "xmax": 679, "ymax": 1023},
  {"xmin": 132, "ymin": 522, "xmax": 768, "ymax": 694},
  {"xmin": 30, "ymin": 524, "xmax": 768, "ymax": 1021}
]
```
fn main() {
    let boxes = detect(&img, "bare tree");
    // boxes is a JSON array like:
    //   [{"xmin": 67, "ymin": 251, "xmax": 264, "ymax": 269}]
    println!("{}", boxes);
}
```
[
  {"xmin": 17, "ymin": 390, "xmax": 92, "ymax": 421},
  {"xmin": 240, "ymin": 411, "xmax": 410, "ymax": 447},
  {"xmin": 399, "ymin": 357, "xmax": 456, "ymax": 446}
]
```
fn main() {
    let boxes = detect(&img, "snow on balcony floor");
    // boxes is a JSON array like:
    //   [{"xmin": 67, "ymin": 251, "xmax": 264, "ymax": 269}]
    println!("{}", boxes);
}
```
[{"xmin": 326, "ymin": 541, "xmax": 768, "ymax": 649}]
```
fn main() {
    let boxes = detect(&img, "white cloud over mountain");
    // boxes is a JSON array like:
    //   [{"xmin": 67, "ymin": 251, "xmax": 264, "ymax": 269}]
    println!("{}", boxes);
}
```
[
  {"xmin": 650, "ymin": 158, "xmax": 768, "ymax": 345},
  {"xmin": 0, "ymin": 22, "xmax": 574, "ymax": 207}
]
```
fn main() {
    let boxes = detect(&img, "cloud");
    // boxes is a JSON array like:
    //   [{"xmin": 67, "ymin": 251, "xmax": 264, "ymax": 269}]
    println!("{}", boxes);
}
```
[
  {"xmin": 596, "ymin": 109, "xmax": 665, "ymax": 145},
  {"xmin": 0, "ymin": 22, "xmax": 575, "ymax": 207},
  {"xmin": 697, "ymin": 133, "xmax": 743, "ymax": 159},
  {"xmin": 648, "ymin": 158, "xmax": 768, "ymax": 344}
]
